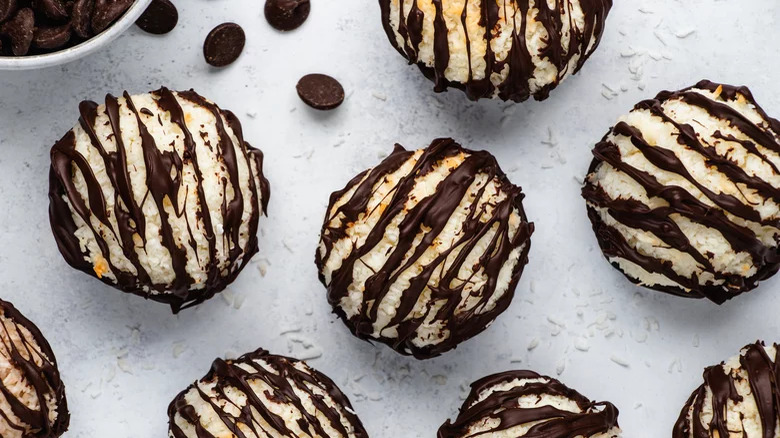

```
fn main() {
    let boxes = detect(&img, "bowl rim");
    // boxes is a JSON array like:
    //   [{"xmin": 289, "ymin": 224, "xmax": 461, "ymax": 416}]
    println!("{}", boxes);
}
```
[{"xmin": 0, "ymin": 0, "xmax": 154, "ymax": 71}]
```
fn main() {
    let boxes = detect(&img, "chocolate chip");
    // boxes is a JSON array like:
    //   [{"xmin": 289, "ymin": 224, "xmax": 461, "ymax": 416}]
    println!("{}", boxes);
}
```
[
  {"xmin": 33, "ymin": 23, "xmax": 71, "ymax": 49},
  {"xmin": 31, "ymin": 0, "xmax": 68, "ymax": 21},
  {"xmin": 0, "ymin": 7, "xmax": 34, "ymax": 55},
  {"xmin": 264, "ymin": 0, "xmax": 309, "ymax": 32},
  {"xmin": 136, "ymin": 0, "xmax": 177, "ymax": 35},
  {"xmin": 91, "ymin": 0, "xmax": 132, "ymax": 33},
  {"xmin": 203, "ymin": 22, "xmax": 245, "ymax": 67},
  {"xmin": 296, "ymin": 74, "xmax": 345, "ymax": 110},
  {"xmin": 71, "ymin": 0, "xmax": 94, "ymax": 38},
  {"xmin": 0, "ymin": 0, "xmax": 17, "ymax": 23}
]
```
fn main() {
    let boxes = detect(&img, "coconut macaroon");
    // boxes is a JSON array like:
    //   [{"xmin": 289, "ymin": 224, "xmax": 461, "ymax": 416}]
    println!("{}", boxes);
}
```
[
  {"xmin": 378, "ymin": 0, "xmax": 612, "ymax": 102},
  {"xmin": 674, "ymin": 341, "xmax": 780, "ymax": 438},
  {"xmin": 49, "ymin": 88, "xmax": 270, "ymax": 313},
  {"xmin": 582, "ymin": 80, "xmax": 780, "ymax": 304},
  {"xmin": 316, "ymin": 138, "xmax": 533, "ymax": 359},
  {"xmin": 438, "ymin": 370, "xmax": 621, "ymax": 438},
  {"xmin": 167, "ymin": 349, "xmax": 368, "ymax": 438},
  {"xmin": 0, "ymin": 299, "xmax": 69, "ymax": 438}
]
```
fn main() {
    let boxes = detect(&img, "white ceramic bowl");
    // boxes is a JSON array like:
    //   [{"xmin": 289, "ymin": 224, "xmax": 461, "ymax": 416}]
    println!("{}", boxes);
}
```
[{"xmin": 0, "ymin": 0, "xmax": 153, "ymax": 71}]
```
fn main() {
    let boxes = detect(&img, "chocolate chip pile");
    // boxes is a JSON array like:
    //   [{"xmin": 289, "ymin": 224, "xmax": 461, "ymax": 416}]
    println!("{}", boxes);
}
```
[{"xmin": 0, "ymin": 0, "xmax": 135, "ymax": 56}]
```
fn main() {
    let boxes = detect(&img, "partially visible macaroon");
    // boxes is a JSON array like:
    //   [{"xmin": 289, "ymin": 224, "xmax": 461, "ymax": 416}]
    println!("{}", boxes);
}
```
[
  {"xmin": 316, "ymin": 138, "xmax": 533, "ymax": 359},
  {"xmin": 438, "ymin": 370, "xmax": 621, "ymax": 438},
  {"xmin": 379, "ymin": 0, "xmax": 612, "ymax": 102},
  {"xmin": 674, "ymin": 341, "xmax": 780, "ymax": 438},
  {"xmin": 168, "ymin": 349, "xmax": 368, "ymax": 438},
  {"xmin": 0, "ymin": 299, "xmax": 69, "ymax": 438},
  {"xmin": 49, "ymin": 88, "xmax": 270, "ymax": 313},
  {"xmin": 583, "ymin": 80, "xmax": 780, "ymax": 303}
]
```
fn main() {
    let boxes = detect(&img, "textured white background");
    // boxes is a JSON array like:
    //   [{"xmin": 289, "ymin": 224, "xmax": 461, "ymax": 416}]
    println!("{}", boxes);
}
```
[{"xmin": 0, "ymin": 0, "xmax": 779, "ymax": 437}]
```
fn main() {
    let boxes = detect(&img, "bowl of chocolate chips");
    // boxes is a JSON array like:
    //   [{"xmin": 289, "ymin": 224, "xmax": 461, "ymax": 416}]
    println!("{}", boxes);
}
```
[{"xmin": 0, "ymin": 0, "xmax": 153, "ymax": 70}]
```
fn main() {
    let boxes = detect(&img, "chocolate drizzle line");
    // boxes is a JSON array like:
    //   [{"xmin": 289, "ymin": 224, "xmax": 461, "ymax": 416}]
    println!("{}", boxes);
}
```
[
  {"xmin": 48, "ymin": 88, "xmax": 270, "ymax": 313},
  {"xmin": 582, "ymin": 80, "xmax": 780, "ymax": 304},
  {"xmin": 438, "ymin": 370, "xmax": 619, "ymax": 438},
  {"xmin": 674, "ymin": 341, "xmax": 780, "ymax": 438},
  {"xmin": 379, "ymin": 0, "xmax": 611, "ymax": 102},
  {"xmin": 0, "ymin": 299, "xmax": 69, "ymax": 438},
  {"xmin": 315, "ymin": 138, "xmax": 533, "ymax": 359},
  {"xmin": 167, "ymin": 349, "xmax": 368, "ymax": 438}
]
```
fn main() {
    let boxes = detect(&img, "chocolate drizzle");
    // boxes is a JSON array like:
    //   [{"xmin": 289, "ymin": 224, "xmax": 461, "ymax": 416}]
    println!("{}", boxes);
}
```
[
  {"xmin": 48, "ymin": 88, "xmax": 270, "ymax": 313},
  {"xmin": 582, "ymin": 80, "xmax": 780, "ymax": 304},
  {"xmin": 438, "ymin": 370, "xmax": 620, "ymax": 438},
  {"xmin": 167, "ymin": 349, "xmax": 368, "ymax": 438},
  {"xmin": 674, "ymin": 341, "xmax": 780, "ymax": 438},
  {"xmin": 0, "ymin": 299, "xmax": 69, "ymax": 438},
  {"xmin": 379, "ymin": 0, "xmax": 611, "ymax": 102},
  {"xmin": 316, "ymin": 138, "xmax": 533, "ymax": 359}
]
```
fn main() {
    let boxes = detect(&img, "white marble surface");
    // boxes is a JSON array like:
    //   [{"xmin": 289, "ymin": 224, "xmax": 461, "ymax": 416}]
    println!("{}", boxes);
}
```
[{"xmin": 0, "ymin": 1, "xmax": 779, "ymax": 437}]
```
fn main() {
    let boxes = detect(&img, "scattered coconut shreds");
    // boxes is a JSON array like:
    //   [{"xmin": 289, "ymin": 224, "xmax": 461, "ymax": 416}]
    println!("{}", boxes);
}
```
[
  {"xmin": 556, "ymin": 359, "xmax": 566, "ymax": 376},
  {"xmin": 371, "ymin": 92, "xmax": 387, "ymax": 101},
  {"xmin": 610, "ymin": 355, "xmax": 630, "ymax": 368},
  {"xmin": 172, "ymin": 342, "xmax": 186, "ymax": 359},
  {"xmin": 668, "ymin": 358, "xmax": 683, "ymax": 374},
  {"xmin": 675, "ymin": 28, "xmax": 696, "ymax": 38},
  {"xmin": 298, "ymin": 348, "xmax": 323, "ymax": 361},
  {"xmin": 105, "ymin": 366, "xmax": 117, "ymax": 383},
  {"xmin": 527, "ymin": 338, "xmax": 540, "ymax": 351},
  {"xmin": 574, "ymin": 338, "xmax": 590, "ymax": 352},
  {"xmin": 547, "ymin": 316, "xmax": 565, "ymax": 327},
  {"xmin": 541, "ymin": 127, "xmax": 557, "ymax": 146},
  {"xmin": 221, "ymin": 290, "xmax": 235, "ymax": 307},
  {"xmin": 280, "ymin": 326, "xmax": 302, "ymax": 335},
  {"xmin": 117, "ymin": 359, "xmax": 133, "ymax": 374},
  {"xmin": 233, "ymin": 293, "xmax": 246, "ymax": 310},
  {"xmin": 432, "ymin": 375, "xmax": 447, "ymax": 385},
  {"xmin": 258, "ymin": 260, "xmax": 268, "ymax": 277}
]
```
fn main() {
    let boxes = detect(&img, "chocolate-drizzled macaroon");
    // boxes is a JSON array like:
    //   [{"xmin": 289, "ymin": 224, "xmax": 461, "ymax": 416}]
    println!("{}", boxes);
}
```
[
  {"xmin": 583, "ymin": 80, "xmax": 780, "ymax": 304},
  {"xmin": 438, "ymin": 371, "xmax": 621, "ymax": 438},
  {"xmin": 379, "ymin": 0, "xmax": 611, "ymax": 102},
  {"xmin": 167, "ymin": 349, "xmax": 368, "ymax": 438},
  {"xmin": 49, "ymin": 89, "xmax": 270, "ymax": 313},
  {"xmin": 674, "ymin": 341, "xmax": 780, "ymax": 438},
  {"xmin": 316, "ymin": 138, "xmax": 533, "ymax": 359},
  {"xmin": 0, "ymin": 299, "xmax": 69, "ymax": 438}
]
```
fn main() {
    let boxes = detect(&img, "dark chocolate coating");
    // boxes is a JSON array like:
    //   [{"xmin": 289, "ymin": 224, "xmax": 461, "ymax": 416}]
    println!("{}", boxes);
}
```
[
  {"xmin": 378, "ymin": 0, "xmax": 611, "ymax": 102},
  {"xmin": 167, "ymin": 349, "xmax": 369, "ymax": 438},
  {"xmin": 316, "ymin": 138, "xmax": 533, "ymax": 359},
  {"xmin": 438, "ymin": 370, "xmax": 620, "ymax": 438},
  {"xmin": 48, "ymin": 88, "xmax": 270, "ymax": 313},
  {"xmin": 0, "ymin": 299, "xmax": 69, "ymax": 438},
  {"xmin": 674, "ymin": 341, "xmax": 780, "ymax": 438},
  {"xmin": 582, "ymin": 80, "xmax": 780, "ymax": 304}
]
